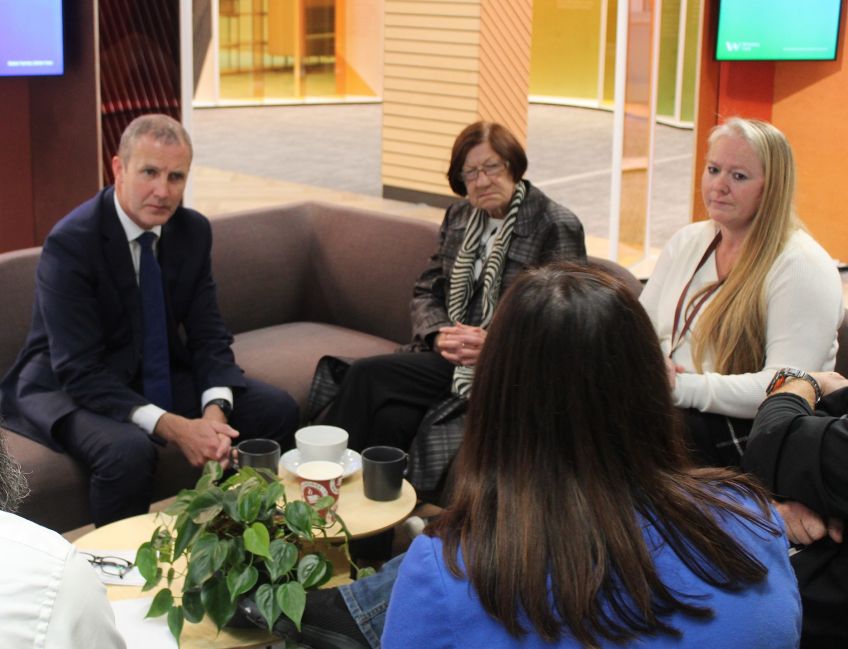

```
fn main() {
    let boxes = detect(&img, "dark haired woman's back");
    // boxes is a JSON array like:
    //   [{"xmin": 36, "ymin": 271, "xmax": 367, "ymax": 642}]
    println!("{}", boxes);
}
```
[{"xmin": 382, "ymin": 488, "xmax": 800, "ymax": 648}]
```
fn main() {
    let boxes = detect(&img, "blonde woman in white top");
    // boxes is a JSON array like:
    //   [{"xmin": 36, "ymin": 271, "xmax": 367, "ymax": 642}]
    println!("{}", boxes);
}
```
[{"xmin": 640, "ymin": 117, "xmax": 843, "ymax": 466}]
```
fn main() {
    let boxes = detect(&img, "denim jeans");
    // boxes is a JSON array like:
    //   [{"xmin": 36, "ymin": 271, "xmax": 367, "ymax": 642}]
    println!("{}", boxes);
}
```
[{"xmin": 338, "ymin": 553, "xmax": 404, "ymax": 648}]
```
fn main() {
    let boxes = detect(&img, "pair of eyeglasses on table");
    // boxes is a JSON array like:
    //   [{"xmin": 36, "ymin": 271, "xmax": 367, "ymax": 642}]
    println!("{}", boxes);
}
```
[{"xmin": 79, "ymin": 551, "xmax": 134, "ymax": 579}]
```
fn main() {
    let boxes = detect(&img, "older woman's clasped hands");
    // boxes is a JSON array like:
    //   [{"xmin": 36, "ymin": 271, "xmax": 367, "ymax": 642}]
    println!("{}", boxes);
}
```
[{"xmin": 434, "ymin": 323, "xmax": 486, "ymax": 367}]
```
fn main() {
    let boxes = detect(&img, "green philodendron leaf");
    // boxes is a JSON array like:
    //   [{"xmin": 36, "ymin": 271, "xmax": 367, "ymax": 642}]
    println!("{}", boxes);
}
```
[
  {"xmin": 265, "ymin": 539, "xmax": 298, "ymax": 582},
  {"xmin": 357, "ymin": 566, "xmax": 376, "ymax": 580},
  {"xmin": 312, "ymin": 495, "xmax": 335, "ymax": 511},
  {"xmin": 237, "ymin": 485, "xmax": 263, "ymax": 523},
  {"xmin": 158, "ymin": 546, "xmax": 173, "ymax": 565},
  {"xmin": 226, "ymin": 564, "xmax": 259, "ymax": 600},
  {"xmin": 276, "ymin": 582, "xmax": 306, "ymax": 632},
  {"xmin": 151, "ymin": 525, "xmax": 172, "ymax": 548},
  {"xmin": 185, "ymin": 533, "xmax": 219, "ymax": 587},
  {"xmin": 222, "ymin": 488, "xmax": 240, "ymax": 521},
  {"xmin": 255, "ymin": 467, "xmax": 279, "ymax": 484},
  {"xmin": 297, "ymin": 554, "xmax": 328, "ymax": 589},
  {"xmin": 182, "ymin": 589, "xmax": 205, "ymax": 624},
  {"xmin": 146, "ymin": 588, "xmax": 174, "ymax": 618},
  {"xmin": 254, "ymin": 583, "xmax": 281, "ymax": 631},
  {"xmin": 195, "ymin": 474, "xmax": 215, "ymax": 492},
  {"xmin": 173, "ymin": 517, "xmax": 201, "ymax": 559},
  {"xmin": 163, "ymin": 490, "xmax": 196, "ymax": 517},
  {"xmin": 228, "ymin": 537, "xmax": 245, "ymax": 564},
  {"xmin": 202, "ymin": 460, "xmax": 224, "ymax": 482},
  {"xmin": 167, "ymin": 605, "xmax": 185, "ymax": 646},
  {"xmin": 186, "ymin": 488, "xmax": 224, "ymax": 525},
  {"xmin": 201, "ymin": 575, "xmax": 237, "ymax": 631},
  {"xmin": 135, "ymin": 542, "xmax": 158, "ymax": 583},
  {"xmin": 262, "ymin": 480, "xmax": 284, "ymax": 512},
  {"xmin": 284, "ymin": 500, "xmax": 314, "ymax": 540},
  {"xmin": 141, "ymin": 567, "xmax": 163, "ymax": 592},
  {"xmin": 221, "ymin": 468, "xmax": 256, "ymax": 490},
  {"xmin": 243, "ymin": 522, "xmax": 271, "ymax": 558},
  {"xmin": 315, "ymin": 557, "xmax": 333, "ymax": 589},
  {"xmin": 212, "ymin": 538, "xmax": 231, "ymax": 573}
]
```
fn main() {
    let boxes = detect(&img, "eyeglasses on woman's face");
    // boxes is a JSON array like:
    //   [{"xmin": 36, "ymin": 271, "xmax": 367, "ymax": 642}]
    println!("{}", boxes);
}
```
[{"xmin": 460, "ymin": 160, "xmax": 509, "ymax": 183}]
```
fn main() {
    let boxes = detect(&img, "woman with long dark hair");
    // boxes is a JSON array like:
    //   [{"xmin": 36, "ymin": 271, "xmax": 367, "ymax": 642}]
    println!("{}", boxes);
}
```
[{"xmin": 382, "ymin": 264, "xmax": 800, "ymax": 648}]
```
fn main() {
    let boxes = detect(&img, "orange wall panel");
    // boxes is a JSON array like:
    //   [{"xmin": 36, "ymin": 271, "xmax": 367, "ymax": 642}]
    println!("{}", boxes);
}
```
[
  {"xmin": 771, "ymin": 25, "xmax": 848, "ymax": 261},
  {"xmin": 716, "ymin": 61, "xmax": 774, "ymax": 122}
]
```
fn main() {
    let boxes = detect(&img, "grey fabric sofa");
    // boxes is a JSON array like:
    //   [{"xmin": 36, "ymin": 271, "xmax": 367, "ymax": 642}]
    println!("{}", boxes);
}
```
[
  {"xmin": 0, "ymin": 201, "xmax": 440, "ymax": 532},
  {"xmin": 0, "ymin": 200, "xmax": 647, "ymax": 533}
]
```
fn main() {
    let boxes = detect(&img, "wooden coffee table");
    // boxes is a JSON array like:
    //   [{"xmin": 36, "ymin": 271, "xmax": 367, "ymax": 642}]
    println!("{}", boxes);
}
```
[
  {"xmin": 279, "ymin": 470, "xmax": 416, "ymax": 539},
  {"xmin": 74, "ymin": 474, "xmax": 416, "ymax": 648}
]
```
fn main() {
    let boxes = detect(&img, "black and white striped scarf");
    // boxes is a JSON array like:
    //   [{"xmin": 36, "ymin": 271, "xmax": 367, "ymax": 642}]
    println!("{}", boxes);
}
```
[{"xmin": 447, "ymin": 180, "xmax": 526, "ymax": 397}]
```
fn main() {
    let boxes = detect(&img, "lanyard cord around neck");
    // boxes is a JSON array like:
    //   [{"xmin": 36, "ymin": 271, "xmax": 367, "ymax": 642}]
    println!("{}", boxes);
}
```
[{"xmin": 670, "ymin": 231, "xmax": 724, "ymax": 357}]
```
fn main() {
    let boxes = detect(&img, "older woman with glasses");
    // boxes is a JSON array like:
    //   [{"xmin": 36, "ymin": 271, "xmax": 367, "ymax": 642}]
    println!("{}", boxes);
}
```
[{"xmin": 321, "ymin": 121, "xmax": 585, "ymax": 470}]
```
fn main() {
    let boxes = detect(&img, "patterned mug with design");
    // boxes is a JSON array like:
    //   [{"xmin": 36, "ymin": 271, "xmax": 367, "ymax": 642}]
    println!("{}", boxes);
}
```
[{"xmin": 296, "ymin": 460, "xmax": 344, "ymax": 522}]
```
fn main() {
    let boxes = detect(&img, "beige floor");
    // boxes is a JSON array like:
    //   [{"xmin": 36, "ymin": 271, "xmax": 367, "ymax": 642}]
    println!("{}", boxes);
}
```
[{"xmin": 189, "ymin": 165, "xmax": 653, "ymax": 273}]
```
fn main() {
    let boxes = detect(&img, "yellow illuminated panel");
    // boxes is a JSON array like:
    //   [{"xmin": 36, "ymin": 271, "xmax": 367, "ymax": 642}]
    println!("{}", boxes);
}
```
[{"xmin": 530, "ymin": 0, "xmax": 604, "ymax": 100}]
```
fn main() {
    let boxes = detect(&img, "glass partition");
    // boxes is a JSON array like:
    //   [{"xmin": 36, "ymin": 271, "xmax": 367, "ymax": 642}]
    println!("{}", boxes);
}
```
[
  {"xmin": 214, "ymin": 0, "xmax": 376, "ymax": 103},
  {"xmin": 529, "ymin": 0, "xmax": 699, "ymax": 125}
]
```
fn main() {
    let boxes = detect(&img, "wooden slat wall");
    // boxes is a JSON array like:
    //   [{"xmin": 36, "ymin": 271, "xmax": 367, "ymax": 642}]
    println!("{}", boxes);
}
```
[
  {"xmin": 382, "ymin": 0, "xmax": 532, "ymax": 200},
  {"xmin": 478, "ymin": 0, "xmax": 532, "ymax": 144}
]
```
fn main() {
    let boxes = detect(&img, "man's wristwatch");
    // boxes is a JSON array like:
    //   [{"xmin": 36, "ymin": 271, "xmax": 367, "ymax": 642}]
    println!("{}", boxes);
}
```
[
  {"xmin": 204, "ymin": 398, "xmax": 233, "ymax": 419},
  {"xmin": 766, "ymin": 367, "xmax": 822, "ymax": 405}
]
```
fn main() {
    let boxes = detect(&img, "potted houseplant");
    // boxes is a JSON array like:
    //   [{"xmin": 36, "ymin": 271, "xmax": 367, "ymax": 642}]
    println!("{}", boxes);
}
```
[{"xmin": 135, "ymin": 461, "xmax": 371, "ymax": 645}]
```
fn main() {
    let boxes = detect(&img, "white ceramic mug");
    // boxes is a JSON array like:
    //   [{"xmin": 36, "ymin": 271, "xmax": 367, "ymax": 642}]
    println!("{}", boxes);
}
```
[{"xmin": 295, "ymin": 425, "xmax": 348, "ymax": 463}]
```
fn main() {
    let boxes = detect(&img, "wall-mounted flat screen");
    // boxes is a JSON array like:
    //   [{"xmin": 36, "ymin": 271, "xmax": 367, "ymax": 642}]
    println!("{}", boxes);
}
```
[
  {"xmin": 0, "ymin": 0, "xmax": 64, "ymax": 76},
  {"xmin": 716, "ymin": 0, "xmax": 843, "ymax": 61}
]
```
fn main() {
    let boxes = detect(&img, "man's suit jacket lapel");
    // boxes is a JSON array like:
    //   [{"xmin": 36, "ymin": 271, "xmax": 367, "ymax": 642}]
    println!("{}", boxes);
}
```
[
  {"xmin": 158, "ymin": 213, "xmax": 187, "ymax": 321},
  {"xmin": 100, "ymin": 188, "xmax": 143, "ymax": 358}
]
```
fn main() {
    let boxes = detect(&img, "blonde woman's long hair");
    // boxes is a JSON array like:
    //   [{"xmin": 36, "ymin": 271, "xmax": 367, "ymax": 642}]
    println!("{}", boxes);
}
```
[{"xmin": 691, "ymin": 118, "xmax": 798, "ymax": 374}]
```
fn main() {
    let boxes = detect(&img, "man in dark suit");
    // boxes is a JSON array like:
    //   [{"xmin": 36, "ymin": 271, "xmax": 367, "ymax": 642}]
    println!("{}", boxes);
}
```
[{"xmin": 0, "ymin": 114, "xmax": 299, "ymax": 526}]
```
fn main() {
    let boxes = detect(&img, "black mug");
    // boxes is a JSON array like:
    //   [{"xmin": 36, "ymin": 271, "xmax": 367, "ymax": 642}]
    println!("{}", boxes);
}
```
[
  {"xmin": 234, "ymin": 438, "xmax": 281, "ymax": 480},
  {"xmin": 361, "ymin": 446, "xmax": 407, "ymax": 501}
]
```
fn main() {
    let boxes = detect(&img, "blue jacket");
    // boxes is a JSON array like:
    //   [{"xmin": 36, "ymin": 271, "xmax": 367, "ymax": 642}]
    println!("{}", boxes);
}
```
[{"xmin": 383, "ymin": 495, "xmax": 801, "ymax": 648}]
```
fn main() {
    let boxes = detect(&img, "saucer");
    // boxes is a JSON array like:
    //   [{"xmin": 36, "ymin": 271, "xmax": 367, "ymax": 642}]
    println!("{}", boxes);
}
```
[{"xmin": 281, "ymin": 448, "xmax": 362, "ymax": 479}]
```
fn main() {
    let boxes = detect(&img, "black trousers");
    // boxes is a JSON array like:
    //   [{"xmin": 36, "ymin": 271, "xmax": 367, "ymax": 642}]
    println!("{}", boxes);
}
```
[
  {"xmin": 55, "ymin": 371, "xmax": 299, "ymax": 526},
  {"xmin": 324, "ymin": 352, "xmax": 455, "ymax": 452},
  {"xmin": 680, "ymin": 408, "xmax": 753, "ymax": 468}
]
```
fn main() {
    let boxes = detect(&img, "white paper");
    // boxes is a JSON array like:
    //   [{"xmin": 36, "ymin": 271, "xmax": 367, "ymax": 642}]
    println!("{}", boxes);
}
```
[{"xmin": 111, "ymin": 597, "xmax": 177, "ymax": 649}]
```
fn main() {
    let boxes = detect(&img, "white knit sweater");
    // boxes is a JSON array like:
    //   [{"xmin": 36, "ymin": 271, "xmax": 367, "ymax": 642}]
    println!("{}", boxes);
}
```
[{"xmin": 640, "ymin": 220, "xmax": 844, "ymax": 419}]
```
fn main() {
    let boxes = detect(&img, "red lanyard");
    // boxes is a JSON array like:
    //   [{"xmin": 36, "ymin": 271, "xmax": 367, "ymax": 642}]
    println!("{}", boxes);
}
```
[{"xmin": 670, "ymin": 232, "xmax": 724, "ymax": 357}]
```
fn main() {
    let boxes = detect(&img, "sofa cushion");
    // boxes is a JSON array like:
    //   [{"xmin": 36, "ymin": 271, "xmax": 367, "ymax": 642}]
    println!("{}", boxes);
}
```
[
  {"xmin": 212, "ymin": 204, "xmax": 313, "ymax": 336},
  {"xmin": 231, "ymin": 322, "xmax": 398, "ymax": 409},
  {"xmin": 299, "ymin": 203, "xmax": 440, "ymax": 344}
]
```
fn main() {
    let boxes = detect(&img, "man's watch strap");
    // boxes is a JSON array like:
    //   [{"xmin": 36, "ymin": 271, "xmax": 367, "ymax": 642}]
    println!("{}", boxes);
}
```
[
  {"xmin": 766, "ymin": 367, "xmax": 822, "ymax": 405},
  {"xmin": 204, "ymin": 398, "xmax": 233, "ymax": 418}
]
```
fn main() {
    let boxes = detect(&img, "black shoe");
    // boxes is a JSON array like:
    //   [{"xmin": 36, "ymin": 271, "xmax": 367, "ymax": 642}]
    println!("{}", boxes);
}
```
[{"xmin": 239, "ymin": 588, "xmax": 371, "ymax": 649}]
